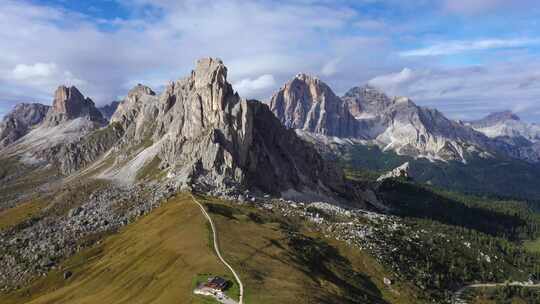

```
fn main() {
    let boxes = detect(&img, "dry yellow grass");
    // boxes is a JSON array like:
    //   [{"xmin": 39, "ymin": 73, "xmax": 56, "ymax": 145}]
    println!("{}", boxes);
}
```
[
  {"xmin": 0, "ymin": 198, "xmax": 46, "ymax": 231},
  {"xmin": 0, "ymin": 194, "xmax": 228, "ymax": 304},
  {"xmin": 200, "ymin": 195, "xmax": 424, "ymax": 304},
  {"xmin": 1, "ymin": 193, "xmax": 425, "ymax": 304}
]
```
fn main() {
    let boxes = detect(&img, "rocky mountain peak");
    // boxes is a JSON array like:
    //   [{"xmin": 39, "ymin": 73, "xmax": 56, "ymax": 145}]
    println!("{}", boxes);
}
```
[
  {"xmin": 342, "ymin": 84, "xmax": 393, "ymax": 118},
  {"xmin": 69, "ymin": 57, "xmax": 353, "ymax": 202},
  {"xmin": 472, "ymin": 111, "xmax": 521, "ymax": 127},
  {"xmin": 294, "ymin": 73, "xmax": 319, "ymax": 82},
  {"xmin": 128, "ymin": 84, "xmax": 156, "ymax": 99},
  {"xmin": 44, "ymin": 85, "xmax": 106, "ymax": 127},
  {"xmin": 343, "ymin": 84, "xmax": 381, "ymax": 99},
  {"xmin": 51, "ymin": 86, "xmax": 85, "ymax": 115},
  {"xmin": 193, "ymin": 57, "xmax": 228, "ymax": 90},
  {"xmin": 98, "ymin": 101, "xmax": 120, "ymax": 121},
  {"xmin": 269, "ymin": 73, "xmax": 360, "ymax": 138},
  {"xmin": 0, "ymin": 103, "xmax": 50, "ymax": 148}
]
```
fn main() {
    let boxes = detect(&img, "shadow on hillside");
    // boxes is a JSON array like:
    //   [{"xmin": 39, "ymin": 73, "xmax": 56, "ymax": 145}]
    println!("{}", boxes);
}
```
[
  {"xmin": 206, "ymin": 203, "xmax": 237, "ymax": 220},
  {"xmin": 378, "ymin": 180, "xmax": 528, "ymax": 240},
  {"xmin": 287, "ymin": 233, "xmax": 389, "ymax": 304}
]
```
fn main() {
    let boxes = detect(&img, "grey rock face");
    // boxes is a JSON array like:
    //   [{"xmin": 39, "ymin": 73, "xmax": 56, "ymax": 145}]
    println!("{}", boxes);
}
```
[
  {"xmin": 342, "ymin": 85, "xmax": 393, "ymax": 119},
  {"xmin": 0, "ymin": 86, "xmax": 109, "ymax": 173},
  {"xmin": 56, "ymin": 59, "xmax": 348, "ymax": 201},
  {"xmin": 270, "ymin": 80, "xmax": 491, "ymax": 162},
  {"xmin": 98, "ymin": 101, "xmax": 120, "ymax": 120},
  {"xmin": 469, "ymin": 111, "xmax": 521, "ymax": 128},
  {"xmin": 468, "ymin": 111, "xmax": 540, "ymax": 162},
  {"xmin": 0, "ymin": 103, "xmax": 50, "ymax": 148},
  {"xmin": 43, "ymin": 86, "xmax": 106, "ymax": 127},
  {"xmin": 377, "ymin": 162, "xmax": 410, "ymax": 182},
  {"xmin": 469, "ymin": 111, "xmax": 540, "ymax": 141},
  {"xmin": 51, "ymin": 122, "xmax": 125, "ymax": 174},
  {"xmin": 269, "ymin": 74, "xmax": 362, "ymax": 138}
]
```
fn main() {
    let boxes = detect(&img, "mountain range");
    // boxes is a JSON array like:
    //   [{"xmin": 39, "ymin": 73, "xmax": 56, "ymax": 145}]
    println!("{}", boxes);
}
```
[
  {"xmin": 0, "ymin": 58, "xmax": 361, "ymax": 205},
  {"xmin": 1, "ymin": 58, "xmax": 540, "ymax": 304},
  {"xmin": 270, "ymin": 74, "xmax": 540, "ymax": 164},
  {"xmin": 2, "ymin": 61, "xmax": 539, "ymax": 201}
]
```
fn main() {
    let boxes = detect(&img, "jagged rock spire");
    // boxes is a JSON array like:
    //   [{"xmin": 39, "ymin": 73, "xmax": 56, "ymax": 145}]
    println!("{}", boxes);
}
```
[{"xmin": 43, "ymin": 85, "xmax": 106, "ymax": 127}]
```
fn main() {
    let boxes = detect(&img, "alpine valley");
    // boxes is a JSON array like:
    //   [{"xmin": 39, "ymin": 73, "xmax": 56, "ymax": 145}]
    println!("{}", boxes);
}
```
[{"xmin": 1, "ymin": 58, "xmax": 540, "ymax": 304}]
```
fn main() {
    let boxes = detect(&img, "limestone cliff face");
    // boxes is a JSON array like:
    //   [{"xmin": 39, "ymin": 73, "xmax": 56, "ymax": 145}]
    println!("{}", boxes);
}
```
[
  {"xmin": 270, "ymin": 79, "xmax": 491, "ymax": 162},
  {"xmin": 341, "ymin": 87, "xmax": 534, "ymax": 162},
  {"xmin": 43, "ymin": 86, "xmax": 106, "ymax": 127},
  {"xmin": 65, "ymin": 58, "xmax": 348, "ymax": 201},
  {"xmin": 98, "ymin": 101, "xmax": 120, "ymax": 120},
  {"xmin": 0, "ymin": 103, "xmax": 50, "ymax": 148},
  {"xmin": 366, "ymin": 96, "xmax": 492, "ymax": 161},
  {"xmin": 270, "ymin": 74, "xmax": 361, "ymax": 138},
  {"xmin": 0, "ymin": 86, "xmax": 108, "ymax": 169},
  {"xmin": 342, "ymin": 85, "xmax": 393, "ymax": 119},
  {"xmin": 468, "ymin": 111, "xmax": 540, "ymax": 162}
]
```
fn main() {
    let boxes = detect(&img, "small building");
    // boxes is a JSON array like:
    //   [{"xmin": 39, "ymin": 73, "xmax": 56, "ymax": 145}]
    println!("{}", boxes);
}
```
[
  {"xmin": 194, "ymin": 276, "xmax": 229, "ymax": 298},
  {"xmin": 204, "ymin": 276, "xmax": 228, "ymax": 290}
]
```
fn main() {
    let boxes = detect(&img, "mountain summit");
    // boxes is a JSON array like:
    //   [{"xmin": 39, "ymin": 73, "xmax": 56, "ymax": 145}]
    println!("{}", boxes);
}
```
[
  {"xmin": 469, "ymin": 110, "xmax": 521, "ymax": 128},
  {"xmin": 49, "ymin": 58, "xmax": 351, "ymax": 202},
  {"xmin": 0, "ymin": 103, "xmax": 50, "ymax": 148},
  {"xmin": 43, "ymin": 86, "xmax": 106, "ymax": 127},
  {"xmin": 269, "ymin": 73, "xmax": 361, "ymax": 138}
]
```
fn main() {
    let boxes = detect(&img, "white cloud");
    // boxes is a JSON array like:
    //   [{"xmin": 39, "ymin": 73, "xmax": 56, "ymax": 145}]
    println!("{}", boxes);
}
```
[
  {"xmin": 368, "ymin": 62, "xmax": 540, "ymax": 121},
  {"xmin": 400, "ymin": 38, "xmax": 540, "ymax": 57},
  {"xmin": 321, "ymin": 58, "xmax": 341, "ymax": 77},
  {"xmin": 12, "ymin": 63, "xmax": 58, "ymax": 80},
  {"xmin": 369, "ymin": 68, "xmax": 416, "ymax": 91},
  {"xmin": 1, "ymin": 0, "xmax": 540, "ymax": 123},
  {"xmin": 1, "ymin": 0, "xmax": 387, "ymax": 106},
  {"xmin": 234, "ymin": 74, "xmax": 276, "ymax": 98}
]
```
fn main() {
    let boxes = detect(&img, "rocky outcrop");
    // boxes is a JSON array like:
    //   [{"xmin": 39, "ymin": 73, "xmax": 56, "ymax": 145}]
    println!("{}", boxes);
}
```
[
  {"xmin": 98, "ymin": 101, "xmax": 120, "ymax": 120},
  {"xmin": 51, "ymin": 122, "xmax": 125, "ymax": 174},
  {"xmin": 342, "ymin": 85, "xmax": 393, "ymax": 119},
  {"xmin": 269, "ymin": 79, "xmax": 494, "ymax": 162},
  {"xmin": 54, "ymin": 58, "xmax": 351, "ymax": 202},
  {"xmin": 0, "ymin": 86, "xmax": 109, "ymax": 169},
  {"xmin": 0, "ymin": 103, "xmax": 49, "ymax": 148},
  {"xmin": 375, "ymin": 98, "xmax": 493, "ymax": 161},
  {"xmin": 43, "ymin": 86, "xmax": 106, "ymax": 127},
  {"xmin": 269, "ymin": 74, "xmax": 362, "ymax": 138},
  {"xmin": 377, "ymin": 162, "xmax": 410, "ymax": 182}
]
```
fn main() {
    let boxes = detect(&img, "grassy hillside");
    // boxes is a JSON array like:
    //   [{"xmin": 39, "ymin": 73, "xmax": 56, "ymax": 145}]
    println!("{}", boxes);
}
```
[
  {"xmin": 0, "ymin": 198, "xmax": 46, "ymax": 231},
  {"xmin": 524, "ymin": 238, "xmax": 540, "ymax": 254},
  {"xmin": 0, "ymin": 194, "xmax": 229, "ymax": 304},
  {"xmin": 196, "ymin": 195, "xmax": 424, "ymax": 304},
  {"xmin": 0, "ymin": 193, "xmax": 425, "ymax": 304}
]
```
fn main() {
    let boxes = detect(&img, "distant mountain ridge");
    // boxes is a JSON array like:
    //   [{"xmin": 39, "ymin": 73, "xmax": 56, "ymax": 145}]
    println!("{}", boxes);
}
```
[
  {"xmin": 270, "ymin": 75, "xmax": 540, "ymax": 164},
  {"xmin": 0, "ymin": 103, "xmax": 50, "ymax": 148},
  {"xmin": 468, "ymin": 111, "xmax": 540, "ymax": 141},
  {"xmin": 98, "ymin": 101, "xmax": 120, "ymax": 120},
  {"xmin": 0, "ymin": 86, "xmax": 108, "ymax": 171}
]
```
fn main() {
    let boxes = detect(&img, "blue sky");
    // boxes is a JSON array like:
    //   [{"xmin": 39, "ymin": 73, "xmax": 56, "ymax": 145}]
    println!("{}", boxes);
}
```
[{"xmin": 1, "ymin": 0, "xmax": 540, "ymax": 122}]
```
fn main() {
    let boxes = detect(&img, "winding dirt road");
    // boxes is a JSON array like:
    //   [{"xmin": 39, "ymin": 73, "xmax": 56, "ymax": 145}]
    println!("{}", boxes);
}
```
[
  {"xmin": 453, "ymin": 282, "xmax": 540, "ymax": 303},
  {"xmin": 191, "ymin": 194, "xmax": 244, "ymax": 304}
]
